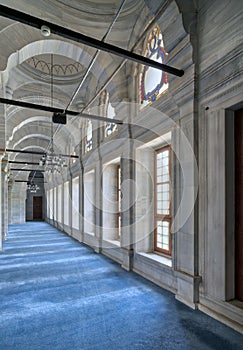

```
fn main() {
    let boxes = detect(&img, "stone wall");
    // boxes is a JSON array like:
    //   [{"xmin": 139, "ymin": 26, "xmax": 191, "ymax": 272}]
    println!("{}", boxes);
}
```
[{"xmin": 197, "ymin": 0, "xmax": 243, "ymax": 329}]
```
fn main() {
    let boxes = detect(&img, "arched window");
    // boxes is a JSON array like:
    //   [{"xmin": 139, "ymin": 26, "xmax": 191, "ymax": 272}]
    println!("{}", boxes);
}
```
[
  {"xmin": 140, "ymin": 26, "xmax": 168, "ymax": 107},
  {"xmin": 85, "ymin": 120, "xmax": 92, "ymax": 153},
  {"xmin": 105, "ymin": 100, "xmax": 118, "ymax": 137}
]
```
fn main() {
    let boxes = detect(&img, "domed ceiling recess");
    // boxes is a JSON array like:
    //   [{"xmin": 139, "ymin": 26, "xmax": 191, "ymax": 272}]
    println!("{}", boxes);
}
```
[{"xmin": 24, "ymin": 55, "xmax": 84, "ymax": 77}]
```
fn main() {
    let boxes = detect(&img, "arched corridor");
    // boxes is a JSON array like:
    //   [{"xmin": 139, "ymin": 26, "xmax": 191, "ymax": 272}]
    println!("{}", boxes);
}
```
[{"xmin": 0, "ymin": 0, "xmax": 242, "ymax": 343}]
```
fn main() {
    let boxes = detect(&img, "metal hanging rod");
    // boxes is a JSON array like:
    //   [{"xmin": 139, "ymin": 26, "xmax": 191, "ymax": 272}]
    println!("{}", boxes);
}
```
[
  {"xmin": 0, "ymin": 4, "xmax": 184, "ymax": 77},
  {"xmin": 14, "ymin": 180, "xmax": 47, "ymax": 183},
  {"xmin": 0, "ymin": 97, "xmax": 123, "ymax": 125},
  {"xmin": 1, "ymin": 148, "xmax": 44, "ymax": 156},
  {"xmin": 10, "ymin": 168, "xmax": 45, "ymax": 172},
  {"xmin": 9, "ymin": 160, "xmax": 40, "ymax": 165},
  {"xmin": 0, "ymin": 148, "xmax": 79, "ymax": 159}
]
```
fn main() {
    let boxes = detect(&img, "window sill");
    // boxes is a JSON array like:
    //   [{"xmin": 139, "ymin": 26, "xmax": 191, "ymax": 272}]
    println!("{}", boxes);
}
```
[
  {"xmin": 84, "ymin": 232, "xmax": 95, "ymax": 236},
  {"xmin": 136, "ymin": 252, "xmax": 172, "ymax": 268},
  {"xmin": 103, "ymin": 238, "xmax": 120, "ymax": 247}
]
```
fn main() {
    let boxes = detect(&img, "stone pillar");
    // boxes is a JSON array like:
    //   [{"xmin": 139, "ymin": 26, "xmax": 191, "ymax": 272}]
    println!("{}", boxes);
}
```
[
  {"xmin": 173, "ymin": 101, "xmax": 201, "ymax": 309},
  {"xmin": 0, "ymin": 89, "xmax": 6, "ymax": 151},
  {"xmin": 8, "ymin": 182, "xmax": 26, "ymax": 224},
  {"xmin": 94, "ymin": 159, "xmax": 102, "ymax": 253},
  {"xmin": 1, "ymin": 157, "xmax": 8, "ymax": 242},
  {"xmin": 60, "ymin": 182, "xmax": 64, "ymax": 231},
  {"xmin": 119, "ymin": 62, "xmax": 138, "ymax": 270},
  {"xmin": 92, "ymin": 118, "xmax": 102, "ymax": 254},
  {"xmin": 117, "ymin": 99, "xmax": 136, "ymax": 271},
  {"xmin": 79, "ymin": 159, "xmax": 84, "ymax": 243},
  {"xmin": 199, "ymin": 108, "xmax": 228, "ymax": 301},
  {"xmin": 69, "ymin": 173, "xmax": 72, "ymax": 235},
  {"xmin": 54, "ymin": 183, "xmax": 57, "ymax": 228},
  {"xmin": 101, "ymin": 62, "xmax": 138, "ymax": 270},
  {"xmin": 0, "ymin": 86, "xmax": 6, "ymax": 249},
  {"xmin": 120, "ymin": 145, "xmax": 135, "ymax": 271},
  {"xmin": 91, "ymin": 96, "xmax": 107, "ymax": 253},
  {"xmin": 8, "ymin": 182, "xmax": 13, "ymax": 225}
]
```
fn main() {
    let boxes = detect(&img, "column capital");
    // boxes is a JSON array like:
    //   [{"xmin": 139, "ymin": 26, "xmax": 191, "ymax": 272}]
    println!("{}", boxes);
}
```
[{"xmin": 0, "ymin": 153, "xmax": 7, "ymax": 163}]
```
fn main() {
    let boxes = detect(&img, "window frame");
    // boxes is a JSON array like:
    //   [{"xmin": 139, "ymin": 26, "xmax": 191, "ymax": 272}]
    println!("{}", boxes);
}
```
[{"xmin": 154, "ymin": 145, "xmax": 172, "ymax": 255}]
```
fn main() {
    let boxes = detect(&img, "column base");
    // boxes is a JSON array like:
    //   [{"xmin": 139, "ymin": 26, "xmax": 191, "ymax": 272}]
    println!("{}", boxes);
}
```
[
  {"xmin": 121, "ymin": 248, "xmax": 134, "ymax": 271},
  {"xmin": 175, "ymin": 271, "xmax": 202, "ymax": 309}
]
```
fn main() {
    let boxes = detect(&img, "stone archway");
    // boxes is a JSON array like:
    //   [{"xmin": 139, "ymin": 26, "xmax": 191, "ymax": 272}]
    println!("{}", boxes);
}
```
[{"xmin": 26, "ymin": 170, "xmax": 44, "ymax": 221}]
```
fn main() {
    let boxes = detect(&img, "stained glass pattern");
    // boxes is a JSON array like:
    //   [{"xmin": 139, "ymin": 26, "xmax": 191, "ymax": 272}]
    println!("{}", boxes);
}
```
[
  {"xmin": 105, "ymin": 101, "xmax": 118, "ymax": 137},
  {"xmin": 140, "ymin": 26, "xmax": 168, "ymax": 107}
]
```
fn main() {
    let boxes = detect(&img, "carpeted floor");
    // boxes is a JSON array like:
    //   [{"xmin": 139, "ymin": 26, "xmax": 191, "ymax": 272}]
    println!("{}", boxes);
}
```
[{"xmin": 0, "ymin": 222, "xmax": 242, "ymax": 350}]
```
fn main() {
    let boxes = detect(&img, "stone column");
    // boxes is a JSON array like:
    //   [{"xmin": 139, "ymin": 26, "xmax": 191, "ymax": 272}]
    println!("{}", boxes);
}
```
[
  {"xmin": 199, "ymin": 108, "xmax": 229, "ymax": 301},
  {"xmin": 54, "ymin": 180, "xmax": 58, "ymax": 228},
  {"xmin": 118, "ymin": 101, "xmax": 136, "ymax": 271},
  {"xmin": 50, "ymin": 177, "xmax": 55, "ymax": 227},
  {"xmin": 0, "ymin": 87, "xmax": 6, "ymax": 249},
  {"xmin": 1, "ymin": 157, "xmax": 8, "ymax": 242},
  {"xmin": 69, "ymin": 173, "xmax": 72, "ymax": 235},
  {"xmin": 88, "ymin": 95, "xmax": 107, "ymax": 253},
  {"xmin": 173, "ymin": 100, "xmax": 201, "ymax": 309},
  {"xmin": 8, "ymin": 182, "xmax": 27, "ymax": 224},
  {"xmin": 120, "ymin": 150, "xmax": 135, "ymax": 271},
  {"xmin": 0, "ymin": 89, "xmax": 6, "ymax": 152},
  {"xmin": 92, "ymin": 118, "xmax": 102, "ymax": 254},
  {"xmin": 94, "ymin": 157, "xmax": 102, "ymax": 253},
  {"xmin": 61, "ymin": 182, "xmax": 64, "ymax": 232},
  {"xmin": 8, "ymin": 181, "xmax": 13, "ymax": 225},
  {"xmin": 119, "ymin": 62, "xmax": 138, "ymax": 270},
  {"xmin": 79, "ymin": 158, "xmax": 84, "ymax": 243}
]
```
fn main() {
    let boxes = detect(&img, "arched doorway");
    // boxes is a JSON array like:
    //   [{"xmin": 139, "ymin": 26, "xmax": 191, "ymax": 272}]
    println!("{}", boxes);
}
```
[{"xmin": 26, "ymin": 171, "xmax": 45, "ymax": 221}]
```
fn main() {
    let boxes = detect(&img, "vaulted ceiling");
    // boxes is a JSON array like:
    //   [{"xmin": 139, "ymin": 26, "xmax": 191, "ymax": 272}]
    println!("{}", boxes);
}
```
[{"xmin": 0, "ymin": 0, "xmax": 195, "ymax": 183}]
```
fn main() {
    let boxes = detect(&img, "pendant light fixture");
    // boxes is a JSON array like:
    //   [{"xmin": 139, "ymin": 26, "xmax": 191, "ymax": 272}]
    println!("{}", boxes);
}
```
[{"xmin": 39, "ymin": 54, "xmax": 66, "ymax": 173}]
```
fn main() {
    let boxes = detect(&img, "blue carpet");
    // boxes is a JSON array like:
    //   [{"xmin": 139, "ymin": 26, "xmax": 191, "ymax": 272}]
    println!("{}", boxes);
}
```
[{"xmin": 0, "ymin": 222, "xmax": 242, "ymax": 350}]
